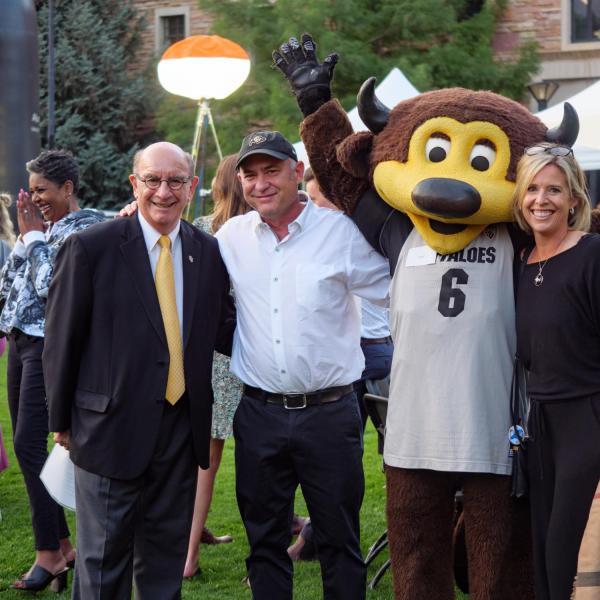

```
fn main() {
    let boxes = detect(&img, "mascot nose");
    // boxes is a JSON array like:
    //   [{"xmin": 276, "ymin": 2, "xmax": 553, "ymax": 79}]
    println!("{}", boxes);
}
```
[{"xmin": 412, "ymin": 178, "xmax": 481, "ymax": 219}]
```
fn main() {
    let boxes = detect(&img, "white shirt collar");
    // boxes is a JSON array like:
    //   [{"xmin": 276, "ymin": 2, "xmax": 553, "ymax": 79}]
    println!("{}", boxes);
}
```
[
  {"xmin": 252, "ymin": 193, "xmax": 312, "ymax": 235},
  {"xmin": 137, "ymin": 211, "xmax": 181, "ymax": 253}
]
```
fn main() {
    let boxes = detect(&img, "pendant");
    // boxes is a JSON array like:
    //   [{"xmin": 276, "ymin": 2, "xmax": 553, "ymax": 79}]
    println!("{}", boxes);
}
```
[{"xmin": 534, "ymin": 273, "xmax": 543, "ymax": 286}]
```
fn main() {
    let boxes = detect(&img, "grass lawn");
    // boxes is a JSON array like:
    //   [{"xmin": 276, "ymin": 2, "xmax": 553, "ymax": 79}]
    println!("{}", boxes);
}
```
[{"xmin": 0, "ymin": 352, "xmax": 468, "ymax": 599}]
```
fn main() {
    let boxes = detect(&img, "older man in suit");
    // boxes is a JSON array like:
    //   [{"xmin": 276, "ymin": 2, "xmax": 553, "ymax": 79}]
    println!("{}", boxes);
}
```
[{"xmin": 43, "ymin": 141, "xmax": 235, "ymax": 600}]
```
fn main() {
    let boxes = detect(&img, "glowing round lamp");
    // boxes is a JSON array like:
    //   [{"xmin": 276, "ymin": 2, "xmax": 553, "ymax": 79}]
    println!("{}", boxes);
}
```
[{"xmin": 158, "ymin": 35, "xmax": 250, "ymax": 101}]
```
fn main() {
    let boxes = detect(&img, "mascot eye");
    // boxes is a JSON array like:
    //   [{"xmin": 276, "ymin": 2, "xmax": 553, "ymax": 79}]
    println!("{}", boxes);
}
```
[
  {"xmin": 425, "ymin": 137, "xmax": 451, "ymax": 163},
  {"xmin": 469, "ymin": 144, "xmax": 496, "ymax": 172}
]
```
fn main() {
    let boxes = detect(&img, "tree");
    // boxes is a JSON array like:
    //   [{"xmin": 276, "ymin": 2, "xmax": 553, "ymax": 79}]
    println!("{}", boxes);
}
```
[
  {"xmin": 156, "ymin": 0, "xmax": 538, "ymax": 156},
  {"xmin": 36, "ymin": 0, "xmax": 158, "ymax": 210}
]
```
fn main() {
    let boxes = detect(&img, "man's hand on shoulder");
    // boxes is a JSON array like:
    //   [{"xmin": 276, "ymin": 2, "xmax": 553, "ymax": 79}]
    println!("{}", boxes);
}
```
[
  {"xmin": 53, "ymin": 431, "xmax": 71, "ymax": 452},
  {"xmin": 272, "ymin": 33, "xmax": 338, "ymax": 118}
]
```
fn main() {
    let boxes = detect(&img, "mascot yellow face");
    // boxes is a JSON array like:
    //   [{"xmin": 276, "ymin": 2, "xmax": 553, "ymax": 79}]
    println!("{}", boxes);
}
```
[
  {"xmin": 338, "ymin": 84, "xmax": 575, "ymax": 255},
  {"xmin": 374, "ymin": 117, "xmax": 514, "ymax": 253}
]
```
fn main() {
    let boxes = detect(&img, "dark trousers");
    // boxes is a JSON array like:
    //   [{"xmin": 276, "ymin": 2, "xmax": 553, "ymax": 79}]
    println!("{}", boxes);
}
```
[
  {"xmin": 6, "ymin": 331, "xmax": 70, "ymax": 550},
  {"xmin": 72, "ymin": 395, "xmax": 197, "ymax": 600},
  {"xmin": 528, "ymin": 396, "xmax": 600, "ymax": 600},
  {"xmin": 234, "ymin": 391, "xmax": 366, "ymax": 600},
  {"xmin": 354, "ymin": 338, "xmax": 393, "ymax": 428}
]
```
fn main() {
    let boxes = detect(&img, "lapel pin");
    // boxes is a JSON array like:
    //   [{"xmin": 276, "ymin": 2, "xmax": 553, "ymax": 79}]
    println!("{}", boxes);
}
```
[{"xmin": 188, "ymin": 255, "xmax": 194, "ymax": 263}]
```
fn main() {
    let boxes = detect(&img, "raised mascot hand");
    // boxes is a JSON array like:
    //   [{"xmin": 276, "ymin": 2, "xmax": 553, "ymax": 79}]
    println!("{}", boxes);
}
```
[{"xmin": 272, "ymin": 33, "xmax": 338, "ymax": 117}]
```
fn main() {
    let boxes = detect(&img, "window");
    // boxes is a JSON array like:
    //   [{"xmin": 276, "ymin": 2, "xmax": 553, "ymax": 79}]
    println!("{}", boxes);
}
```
[
  {"xmin": 161, "ymin": 15, "xmax": 185, "ymax": 50},
  {"xmin": 155, "ymin": 7, "xmax": 190, "ymax": 54},
  {"xmin": 563, "ymin": 0, "xmax": 600, "ymax": 49},
  {"xmin": 571, "ymin": 0, "xmax": 600, "ymax": 43}
]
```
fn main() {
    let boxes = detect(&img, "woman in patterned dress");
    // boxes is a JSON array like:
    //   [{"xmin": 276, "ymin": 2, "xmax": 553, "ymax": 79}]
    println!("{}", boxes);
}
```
[{"xmin": 183, "ymin": 154, "xmax": 249, "ymax": 578}]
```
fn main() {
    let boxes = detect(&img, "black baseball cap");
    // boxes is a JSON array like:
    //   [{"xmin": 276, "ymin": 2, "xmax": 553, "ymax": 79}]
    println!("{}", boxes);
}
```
[{"xmin": 236, "ymin": 131, "xmax": 297, "ymax": 169}]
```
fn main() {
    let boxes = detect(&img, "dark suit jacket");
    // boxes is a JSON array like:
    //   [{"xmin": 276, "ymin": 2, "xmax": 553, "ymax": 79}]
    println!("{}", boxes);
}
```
[{"xmin": 44, "ymin": 216, "xmax": 235, "ymax": 480}]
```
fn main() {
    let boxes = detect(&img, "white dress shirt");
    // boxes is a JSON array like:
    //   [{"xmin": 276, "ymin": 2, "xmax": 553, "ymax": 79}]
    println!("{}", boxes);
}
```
[
  {"xmin": 138, "ymin": 212, "xmax": 184, "ymax": 338},
  {"xmin": 359, "ymin": 298, "xmax": 391, "ymax": 339},
  {"xmin": 216, "ymin": 198, "xmax": 389, "ymax": 393}
]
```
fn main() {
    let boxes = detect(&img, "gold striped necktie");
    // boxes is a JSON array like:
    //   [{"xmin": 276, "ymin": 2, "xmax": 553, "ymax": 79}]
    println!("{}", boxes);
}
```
[{"xmin": 155, "ymin": 235, "xmax": 185, "ymax": 404}]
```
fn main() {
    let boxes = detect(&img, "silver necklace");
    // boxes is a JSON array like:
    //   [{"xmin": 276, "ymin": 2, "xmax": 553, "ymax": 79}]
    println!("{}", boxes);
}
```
[
  {"xmin": 533, "ymin": 232, "xmax": 570, "ymax": 287},
  {"xmin": 534, "ymin": 260, "xmax": 549, "ymax": 286}
]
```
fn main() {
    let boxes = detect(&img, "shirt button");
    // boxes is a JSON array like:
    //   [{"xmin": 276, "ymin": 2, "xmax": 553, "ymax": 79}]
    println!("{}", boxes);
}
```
[
  {"xmin": 273, "ymin": 277, "xmax": 278, "ymax": 282},
  {"xmin": 281, "ymin": 369, "xmax": 286, "ymax": 374},
  {"xmin": 275, "ymin": 247, "xmax": 280, "ymax": 252},
  {"xmin": 275, "ymin": 339, "xmax": 280, "ymax": 344},
  {"xmin": 274, "ymin": 308, "xmax": 278, "ymax": 313}
]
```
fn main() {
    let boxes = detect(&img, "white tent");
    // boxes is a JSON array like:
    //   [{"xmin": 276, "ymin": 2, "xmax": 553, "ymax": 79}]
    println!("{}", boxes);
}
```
[
  {"xmin": 536, "ymin": 80, "xmax": 600, "ymax": 171},
  {"xmin": 293, "ymin": 67, "xmax": 419, "ymax": 166}
]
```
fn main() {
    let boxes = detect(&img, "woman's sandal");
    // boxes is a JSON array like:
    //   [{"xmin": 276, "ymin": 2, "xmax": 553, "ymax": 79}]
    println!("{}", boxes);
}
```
[
  {"xmin": 10, "ymin": 564, "xmax": 69, "ymax": 593},
  {"xmin": 200, "ymin": 526, "xmax": 233, "ymax": 544}
]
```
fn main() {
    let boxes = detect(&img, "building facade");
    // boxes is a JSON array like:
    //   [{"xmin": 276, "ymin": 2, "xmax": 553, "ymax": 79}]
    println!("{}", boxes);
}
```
[
  {"xmin": 495, "ymin": 0, "xmax": 600, "ymax": 108},
  {"xmin": 130, "ymin": 0, "xmax": 212, "ymax": 70}
]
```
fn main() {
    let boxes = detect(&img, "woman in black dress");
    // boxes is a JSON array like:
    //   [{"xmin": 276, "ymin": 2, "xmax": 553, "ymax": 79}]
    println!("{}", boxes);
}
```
[{"xmin": 513, "ymin": 143, "xmax": 600, "ymax": 600}]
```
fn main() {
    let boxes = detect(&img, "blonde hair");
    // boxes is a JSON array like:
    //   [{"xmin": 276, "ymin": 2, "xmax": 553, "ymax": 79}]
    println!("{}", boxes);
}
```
[
  {"xmin": 210, "ymin": 154, "xmax": 248, "ymax": 233},
  {"xmin": 0, "ymin": 193, "xmax": 16, "ymax": 246},
  {"xmin": 512, "ymin": 143, "xmax": 591, "ymax": 233}
]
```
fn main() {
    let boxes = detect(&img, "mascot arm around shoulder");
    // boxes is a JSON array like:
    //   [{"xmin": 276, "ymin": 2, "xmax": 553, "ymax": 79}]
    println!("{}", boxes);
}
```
[{"xmin": 274, "ymin": 33, "xmax": 579, "ymax": 260}]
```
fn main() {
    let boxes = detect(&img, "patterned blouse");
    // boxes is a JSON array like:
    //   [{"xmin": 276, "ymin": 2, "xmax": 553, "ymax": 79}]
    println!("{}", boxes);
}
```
[
  {"xmin": 0, "ymin": 209, "xmax": 105, "ymax": 338},
  {"xmin": 194, "ymin": 215, "xmax": 242, "ymax": 439}
]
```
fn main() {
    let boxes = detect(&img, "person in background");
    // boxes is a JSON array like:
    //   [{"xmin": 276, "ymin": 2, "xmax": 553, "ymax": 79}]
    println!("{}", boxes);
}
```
[
  {"xmin": 513, "ymin": 143, "xmax": 600, "ymax": 600},
  {"xmin": 572, "ymin": 206, "xmax": 600, "ymax": 600},
  {"xmin": 183, "ymin": 153, "xmax": 248, "ymax": 578},
  {"xmin": 288, "ymin": 167, "xmax": 393, "ymax": 562},
  {"xmin": 0, "ymin": 192, "xmax": 16, "ymax": 263},
  {"xmin": 303, "ymin": 167, "xmax": 392, "ymax": 425},
  {"xmin": 0, "ymin": 191, "xmax": 15, "ymax": 515},
  {"xmin": 0, "ymin": 150, "xmax": 105, "ymax": 592}
]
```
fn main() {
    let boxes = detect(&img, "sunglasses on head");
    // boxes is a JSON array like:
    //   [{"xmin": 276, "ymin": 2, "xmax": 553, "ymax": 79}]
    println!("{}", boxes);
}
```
[{"xmin": 524, "ymin": 145, "xmax": 573, "ymax": 157}]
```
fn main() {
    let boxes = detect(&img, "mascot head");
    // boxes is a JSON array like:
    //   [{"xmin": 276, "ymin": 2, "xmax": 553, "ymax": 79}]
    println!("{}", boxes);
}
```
[{"xmin": 336, "ymin": 81, "xmax": 579, "ymax": 254}]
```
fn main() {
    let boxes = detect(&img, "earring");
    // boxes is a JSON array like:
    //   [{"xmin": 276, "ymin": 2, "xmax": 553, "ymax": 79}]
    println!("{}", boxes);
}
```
[{"xmin": 569, "ymin": 207, "xmax": 575, "ymax": 215}]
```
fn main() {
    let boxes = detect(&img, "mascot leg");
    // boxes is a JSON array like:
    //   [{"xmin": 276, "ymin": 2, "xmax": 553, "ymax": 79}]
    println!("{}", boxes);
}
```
[
  {"xmin": 462, "ymin": 473, "xmax": 534, "ymax": 600},
  {"xmin": 386, "ymin": 466, "xmax": 455, "ymax": 600}
]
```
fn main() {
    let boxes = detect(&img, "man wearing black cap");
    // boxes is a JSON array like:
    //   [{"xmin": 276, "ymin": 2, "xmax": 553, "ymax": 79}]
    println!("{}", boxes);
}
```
[{"xmin": 215, "ymin": 130, "xmax": 389, "ymax": 599}]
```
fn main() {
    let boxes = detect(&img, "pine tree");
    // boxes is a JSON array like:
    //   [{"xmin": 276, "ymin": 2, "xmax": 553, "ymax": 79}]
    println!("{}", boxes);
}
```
[
  {"xmin": 156, "ymin": 0, "xmax": 539, "ymax": 155},
  {"xmin": 36, "ymin": 0, "xmax": 157, "ymax": 210}
]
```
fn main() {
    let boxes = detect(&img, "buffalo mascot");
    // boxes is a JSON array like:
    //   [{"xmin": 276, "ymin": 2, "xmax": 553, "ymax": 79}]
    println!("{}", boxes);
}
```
[{"xmin": 273, "ymin": 34, "xmax": 579, "ymax": 600}]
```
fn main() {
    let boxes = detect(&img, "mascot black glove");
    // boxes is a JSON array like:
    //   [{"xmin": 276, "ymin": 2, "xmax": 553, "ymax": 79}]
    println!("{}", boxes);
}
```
[{"xmin": 272, "ymin": 33, "xmax": 338, "ymax": 117}]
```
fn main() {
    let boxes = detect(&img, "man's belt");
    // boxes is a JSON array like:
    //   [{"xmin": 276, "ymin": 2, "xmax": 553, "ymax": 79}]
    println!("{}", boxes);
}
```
[
  {"xmin": 243, "ymin": 384, "xmax": 354, "ymax": 410},
  {"xmin": 360, "ymin": 336, "xmax": 392, "ymax": 346}
]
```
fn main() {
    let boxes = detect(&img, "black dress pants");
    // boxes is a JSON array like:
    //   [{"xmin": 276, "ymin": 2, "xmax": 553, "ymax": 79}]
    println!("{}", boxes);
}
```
[
  {"xmin": 528, "ymin": 396, "xmax": 600, "ymax": 600},
  {"xmin": 234, "ymin": 390, "xmax": 366, "ymax": 600},
  {"xmin": 6, "ymin": 331, "xmax": 70, "ymax": 550}
]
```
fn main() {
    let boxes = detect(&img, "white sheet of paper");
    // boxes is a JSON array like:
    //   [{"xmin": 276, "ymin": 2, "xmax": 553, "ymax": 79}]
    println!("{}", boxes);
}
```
[
  {"xmin": 40, "ymin": 444, "xmax": 76, "ymax": 511},
  {"xmin": 405, "ymin": 245, "xmax": 438, "ymax": 267}
]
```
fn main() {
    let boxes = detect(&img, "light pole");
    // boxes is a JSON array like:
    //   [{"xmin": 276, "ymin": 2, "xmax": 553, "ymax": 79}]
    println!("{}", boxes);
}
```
[
  {"xmin": 527, "ymin": 80, "xmax": 560, "ymax": 111},
  {"xmin": 157, "ymin": 35, "xmax": 250, "ymax": 220}
]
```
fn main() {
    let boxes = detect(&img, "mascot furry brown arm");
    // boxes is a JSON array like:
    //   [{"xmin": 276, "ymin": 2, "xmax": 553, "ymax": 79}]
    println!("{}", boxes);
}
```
[{"xmin": 274, "ymin": 33, "xmax": 579, "ymax": 600}]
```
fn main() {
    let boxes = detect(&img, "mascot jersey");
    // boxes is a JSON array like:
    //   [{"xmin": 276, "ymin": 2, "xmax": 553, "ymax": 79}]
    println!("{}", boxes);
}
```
[{"xmin": 386, "ymin": 225, "xmax": 515, "ymax": 475}]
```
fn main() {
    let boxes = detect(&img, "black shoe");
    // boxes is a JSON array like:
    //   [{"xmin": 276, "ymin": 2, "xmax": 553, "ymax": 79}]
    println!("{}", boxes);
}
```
[{"xmin": 10, "ymin": 564, "xmax": 69, "ymax": 592}]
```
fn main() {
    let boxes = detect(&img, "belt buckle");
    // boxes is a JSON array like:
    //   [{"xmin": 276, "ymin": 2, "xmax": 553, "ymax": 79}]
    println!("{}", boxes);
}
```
[{"xmin": 283, "ymin": 393, "xmax": 307, "ymax": 410}]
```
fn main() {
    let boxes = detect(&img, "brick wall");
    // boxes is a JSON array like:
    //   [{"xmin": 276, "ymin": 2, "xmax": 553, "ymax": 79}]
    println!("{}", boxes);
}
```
[
  {"xmin": 494, "ymin": 0, "xmax": 600, "ymax": 104},
  {"xmin": 494, "ymin": 0, "xmax": 562, "ymax": 58},
  {"xmin": 130, "ymin": 0, "xmax": 213, "ymax": 72}
]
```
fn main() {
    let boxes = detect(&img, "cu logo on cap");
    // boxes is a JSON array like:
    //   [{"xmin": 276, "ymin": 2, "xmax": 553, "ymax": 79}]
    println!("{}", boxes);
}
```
[{"xmin": 249, "ymin": 135, "xmax": 267, "ymax": 146}]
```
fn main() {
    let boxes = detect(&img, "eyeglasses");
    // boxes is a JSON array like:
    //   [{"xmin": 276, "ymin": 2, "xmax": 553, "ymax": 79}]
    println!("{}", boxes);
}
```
[
  {"xmin": 135, "ymin": 174, "xmax": 191, "ymax": 190},
  {"xmin": 524, "ymin": 145, "xmax": 573, "ymax": 157}
]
